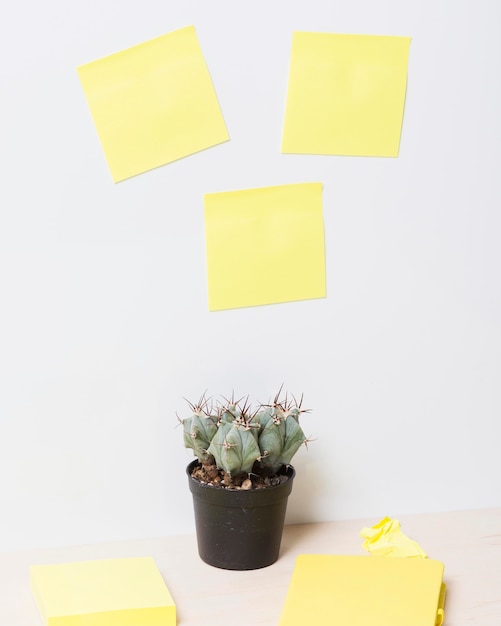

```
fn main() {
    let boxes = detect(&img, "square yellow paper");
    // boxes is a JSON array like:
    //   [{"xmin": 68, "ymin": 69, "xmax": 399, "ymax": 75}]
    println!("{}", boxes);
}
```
[
  {"xmin": 204, "ymin": 183, "xmax": 326, "ymax": 311},
  {"xmin": 282, "ymin": 32, "xmax": 411, "ymax": 157},
  {"xmin": 30, "ymin": 557, "xmax": 176, "ymax": 626},
  {"xmin": 77, "ymin": 26, "xmax": 229, "ymax": 182},
  {"xmin": 278, "ymin": 555, "xmax": 445, "ymax": 626}
]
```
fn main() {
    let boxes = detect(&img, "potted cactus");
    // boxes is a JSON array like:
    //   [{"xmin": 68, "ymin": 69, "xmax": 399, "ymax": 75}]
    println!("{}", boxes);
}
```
[{"xmin": 180, "ymin": 388, "xmax": 311, "ymax": 570}]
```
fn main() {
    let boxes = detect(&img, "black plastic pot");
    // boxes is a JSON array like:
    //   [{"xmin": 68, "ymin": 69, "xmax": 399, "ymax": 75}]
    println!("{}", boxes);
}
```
[{"xmin": 187, "ymin": 460, "xmax": 295, "ymax": 570}]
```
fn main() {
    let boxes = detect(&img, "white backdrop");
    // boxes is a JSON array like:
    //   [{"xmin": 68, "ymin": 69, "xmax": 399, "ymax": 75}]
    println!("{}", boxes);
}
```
[{"xmin": 1, "ymin": 0, "xmax": 500, "ymax": 552}]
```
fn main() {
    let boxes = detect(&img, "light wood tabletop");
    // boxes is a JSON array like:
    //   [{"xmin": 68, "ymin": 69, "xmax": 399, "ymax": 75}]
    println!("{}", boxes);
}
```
[{"xmin": 1, "ymin": 508, "xmax": 500, "ymax": 625}]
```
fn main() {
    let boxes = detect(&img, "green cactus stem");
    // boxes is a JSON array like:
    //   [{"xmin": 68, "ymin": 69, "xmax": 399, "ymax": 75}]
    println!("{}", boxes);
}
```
[
  {"xmin": 181, "ymin": 389, "xmax": 311, "ymax": 488},
  {"xmin": 207, "ymin": 422, "xmax": 261, "ymax": 477},
  {"xmin": 256, "ymin": 406, "xmax": 307, "ymax": 474}
]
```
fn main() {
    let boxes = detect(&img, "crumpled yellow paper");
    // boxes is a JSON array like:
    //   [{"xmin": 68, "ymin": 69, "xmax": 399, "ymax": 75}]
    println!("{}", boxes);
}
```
[{"xmin": 360, "ymin": 517, "xmax": 428, "ymax": 558}]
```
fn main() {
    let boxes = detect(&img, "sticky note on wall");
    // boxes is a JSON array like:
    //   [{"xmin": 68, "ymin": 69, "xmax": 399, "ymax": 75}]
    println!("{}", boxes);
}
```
[
  {"xmin": 282, "ymin": 32, "xmax": 411, "ymax": 157},
  {"xmin": 30, "ymin": 557, "xmax": 176, "ymax": 626},
  {"xmin": 77, "ymin": 26, "xmax": 229, "ymax": 182},
  {"xmin": 204, "ymin": 182, "xmax": 326, "ymax": 311}
]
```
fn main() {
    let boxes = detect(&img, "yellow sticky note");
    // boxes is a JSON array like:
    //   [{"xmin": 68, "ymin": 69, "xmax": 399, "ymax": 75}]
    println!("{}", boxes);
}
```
[
  {"xmin": 77, "ymin": 26, "xmax": 229, "ymax": 182},
  {"xmin": 30, "ymin": 557, "xmax": 176, "ymax": 626},
  {"xmin": 360, "ymin": 516, "xmax": 428, "ymax": 558},
  {"xmin": 278, "ymin": 554, "xmax": 445, "ymax": 626},
  {"xmin": 204, "ymin": 183, "xmax": 326, "ymax": 311},
  {"xmin": 282, "ymin": 32, "xmax": 411, "ymax": 157}
]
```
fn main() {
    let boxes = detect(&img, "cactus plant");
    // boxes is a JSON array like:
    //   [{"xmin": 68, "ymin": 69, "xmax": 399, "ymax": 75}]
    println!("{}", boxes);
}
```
[{"xmin": 180, "ymin": 388, "xmax": 311, "ymax": 488}]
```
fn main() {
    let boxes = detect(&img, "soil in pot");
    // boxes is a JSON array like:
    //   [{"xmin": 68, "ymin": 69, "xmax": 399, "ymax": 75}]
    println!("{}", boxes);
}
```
[{"xmin": 189, "ymin": 460, "xmax": 290, "ymax": 490}]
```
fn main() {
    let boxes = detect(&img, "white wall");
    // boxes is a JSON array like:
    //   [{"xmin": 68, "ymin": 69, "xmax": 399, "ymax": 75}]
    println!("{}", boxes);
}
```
[{"xmin": 1, "ymin": 0, "xmax": 500, "ymax": 552}]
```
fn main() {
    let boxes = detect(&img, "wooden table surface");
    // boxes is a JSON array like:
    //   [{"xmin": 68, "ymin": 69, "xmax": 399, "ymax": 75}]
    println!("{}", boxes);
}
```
[{"xmin": 1, "ymin": 508, "xmax": 500, "ymax": 625}]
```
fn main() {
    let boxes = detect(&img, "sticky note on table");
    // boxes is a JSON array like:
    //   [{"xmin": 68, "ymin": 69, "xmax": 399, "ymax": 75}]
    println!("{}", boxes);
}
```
[
  {"xmin": 360, "ymin": 516, "xmax": 428, "ymax": 558},
  {"xmin": 77, "ymin": 26, "xmax": 229, "ymax": 182},
  {"xmin": 278, "ymin": 554, "xmax": 445, "ymax": 626},
  {"xmin": 282, "ymin": 32, "xmax": 411, "ymax": 157},
  {"xmin": 30, "ymin": 557, "xmax": 176, "ymax": 626},
  {"xmin": 204, "ymin": 182, "xmax": 326, "ymax": 311}
]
